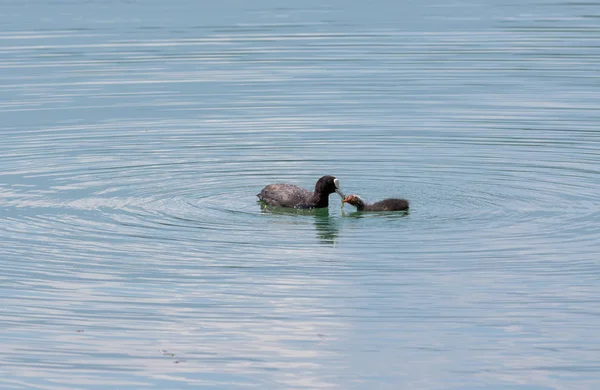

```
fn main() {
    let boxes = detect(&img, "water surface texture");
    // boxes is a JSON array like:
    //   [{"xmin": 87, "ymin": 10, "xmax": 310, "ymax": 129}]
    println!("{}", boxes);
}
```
[{"xmin": 2, "ymin": 0, "xmax": 600, "ymax": 389}]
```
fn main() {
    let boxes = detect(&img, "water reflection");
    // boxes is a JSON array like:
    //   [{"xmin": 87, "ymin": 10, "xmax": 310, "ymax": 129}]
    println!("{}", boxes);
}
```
[
  {"xmin": 259, "ymin": 203, "xmax": 339, "ymax": 245},
  {"xmin": 341, "ymin": 209, "xmax": 410, "ymax": 219},
  {"xmin": 313, "ymin": 209, "xmax": 339, "ymax": 245},
  {"xmin": 3, "ymin": 0, "xmax": 600, "ymax": 388}
]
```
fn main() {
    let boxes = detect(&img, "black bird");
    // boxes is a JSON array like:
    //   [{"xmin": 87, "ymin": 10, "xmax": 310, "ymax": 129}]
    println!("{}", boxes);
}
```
[
  {"xmin": 343, "ymin": 194, "xmax": 409, "ymax": 211},
  {"xmin": 257, "ymin": 175, "xmax": 344, "ymax": 209}
]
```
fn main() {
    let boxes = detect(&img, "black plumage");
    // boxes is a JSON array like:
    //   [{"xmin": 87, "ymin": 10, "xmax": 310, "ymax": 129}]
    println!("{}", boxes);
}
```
[
  {"xmin": 343, "ymin": 194, "xmax": 409, "ymax": 211},
  {"xmin": 257, "ymin": 175, "xmax": 344, "ymax": 209}
]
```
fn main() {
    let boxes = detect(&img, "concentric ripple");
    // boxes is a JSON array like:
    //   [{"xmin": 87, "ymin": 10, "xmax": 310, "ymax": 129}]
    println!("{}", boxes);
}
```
[{"xmin": 2, "ymin": 0, "xmax": 600, "ymax": 389}]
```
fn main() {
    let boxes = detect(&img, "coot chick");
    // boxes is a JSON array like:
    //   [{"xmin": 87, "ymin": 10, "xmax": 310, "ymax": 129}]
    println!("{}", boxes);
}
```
[
  {"xmin": 343, "ymin": 194, "xmax": 409, "ymax": 211},
  {"xmin": 258, "ymin": 175, "xmax": 343, "ymax": 209}
]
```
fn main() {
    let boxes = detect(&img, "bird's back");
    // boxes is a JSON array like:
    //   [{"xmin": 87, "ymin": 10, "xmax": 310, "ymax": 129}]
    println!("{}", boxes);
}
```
[
  {"xmin": 368, "ymin": 198, "xmax": 409, "ymax": 211},
  {"xmin": 258, "ymin": 184, "xmax": 314, "ymax": 208}
]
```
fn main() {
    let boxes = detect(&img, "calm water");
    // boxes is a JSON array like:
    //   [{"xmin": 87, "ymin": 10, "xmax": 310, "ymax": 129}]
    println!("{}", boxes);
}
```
[{"xmin": 2, "ymin": 0, "xmax": 600, "ymax": 389}]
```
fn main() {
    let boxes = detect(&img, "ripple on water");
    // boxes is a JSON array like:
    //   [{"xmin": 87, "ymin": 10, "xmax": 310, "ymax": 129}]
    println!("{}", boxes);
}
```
[
  {"xmin": 2, "ymin": 2, "xmax": 600, "ymax": 388},
  {"xmin": 3, "ymin": 121, "xmax": 599, "ymax": 264}
]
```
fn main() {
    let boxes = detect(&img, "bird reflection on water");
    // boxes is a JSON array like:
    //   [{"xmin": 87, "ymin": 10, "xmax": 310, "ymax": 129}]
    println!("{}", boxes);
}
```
[
  {"xmin": 341, "ymin": 209, "xmax": 410, "ymax": 220},
  {"xmin": 259, "ymin": 203, "xmax": 339, "ymax": 245}
]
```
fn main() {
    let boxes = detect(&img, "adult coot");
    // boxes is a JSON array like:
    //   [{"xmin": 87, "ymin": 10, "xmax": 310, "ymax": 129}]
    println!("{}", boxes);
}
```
[
  {"xmin": 258, "ymin": 175, "xmax": 344, "ymax": 209},
  {"xmin": 343, "ymin": 194, "xmax": 409, "ymax": 211}
]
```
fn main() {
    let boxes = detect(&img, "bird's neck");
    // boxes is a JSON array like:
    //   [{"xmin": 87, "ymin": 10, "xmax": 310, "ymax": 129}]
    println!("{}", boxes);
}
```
[
  {"xmin": 311, "ymin": 192, "xmax": 329, "ymax": 208},
  {"xmin": 354, "ymin": 198, "xmax": 367, "ymax": 211}
]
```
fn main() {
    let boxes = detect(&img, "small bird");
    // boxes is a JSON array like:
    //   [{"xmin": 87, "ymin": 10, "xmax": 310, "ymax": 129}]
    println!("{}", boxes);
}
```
[
  {"xmin": 257, "ymin": 175, "xmax": 344, "ymax": 209},
  {"xmin": 343, "ymin": 194, "xmax": 409, "ymax": 211}
]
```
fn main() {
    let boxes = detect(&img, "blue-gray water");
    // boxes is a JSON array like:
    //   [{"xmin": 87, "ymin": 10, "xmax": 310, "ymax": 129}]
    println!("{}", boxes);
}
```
[{"xmin": 2, "ymin": 0, "xmax": 600, "ymax": 389}]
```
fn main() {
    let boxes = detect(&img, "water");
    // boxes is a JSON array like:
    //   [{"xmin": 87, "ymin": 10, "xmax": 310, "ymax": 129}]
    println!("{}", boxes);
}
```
[{"xmin": 2, "ymin": 0, "xmax": 600, "ymax": 388}]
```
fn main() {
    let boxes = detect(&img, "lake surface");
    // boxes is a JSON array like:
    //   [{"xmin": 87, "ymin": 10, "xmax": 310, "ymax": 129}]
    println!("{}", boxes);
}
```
[{"xmin": 2, "ymin": 0, "xmax": 600, "ymax": 389}]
